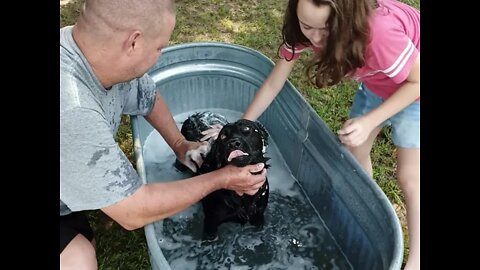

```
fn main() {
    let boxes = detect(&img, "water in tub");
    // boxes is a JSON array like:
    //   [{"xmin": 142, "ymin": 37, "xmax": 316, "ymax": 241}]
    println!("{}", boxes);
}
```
[{"xmin": 143, "ymin": 109, "xmax": 352, "ymax": 270}]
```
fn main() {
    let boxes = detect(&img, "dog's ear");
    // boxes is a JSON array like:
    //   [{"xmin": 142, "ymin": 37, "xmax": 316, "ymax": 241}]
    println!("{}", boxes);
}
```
[
  {"xmin": 198, "ymin": 140, "xmax": 224, "ymax": 173},
  {"xmin": 263, "ymin": 157, "xmax": 271, "ymax": 169},
  {"xmin": 254, "ymin": 121, "xmax": 269, "ymax": 144},
  {"xmin": 181, "ymin": 114, "xmax": 203, "ymax": 142}
]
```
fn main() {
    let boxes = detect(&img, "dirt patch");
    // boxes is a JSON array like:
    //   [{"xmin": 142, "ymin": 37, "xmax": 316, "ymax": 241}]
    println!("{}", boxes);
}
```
[
  {"xmin": 392, "ymin": 203, "xmax": 407, "ymax": 228},
  {"xmin": 60, "ymin": 0, "xmax": 72, "ymax": 6}
]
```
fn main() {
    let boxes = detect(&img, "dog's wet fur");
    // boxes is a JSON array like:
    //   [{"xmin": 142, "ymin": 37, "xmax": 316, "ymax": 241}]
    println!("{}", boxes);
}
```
[{"xmin": 178, "ymin": 111, "xmax": 270, "ymax": 240}]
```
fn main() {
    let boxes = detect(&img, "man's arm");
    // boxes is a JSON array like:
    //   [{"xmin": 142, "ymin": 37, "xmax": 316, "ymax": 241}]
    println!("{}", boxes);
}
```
[
  {"xmin": 102, "ymin": 163, "xmax": 267, "ymax": 230},
  {"xmin": 145, "ymin": 91, "xmax": 186, "ymax": 154},
  {"xmin": 102, "ymin": 91, "xmax": 267, "ymax": 230},
  {"xmin": 144, "ymin": 91, "xmax": 206, "ymax": 171}
]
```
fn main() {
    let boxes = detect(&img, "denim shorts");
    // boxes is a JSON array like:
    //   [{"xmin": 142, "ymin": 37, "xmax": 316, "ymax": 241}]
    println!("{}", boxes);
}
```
[{"xmin": 349, "ymin": 83, "xmax": 420, "ymax": 148}]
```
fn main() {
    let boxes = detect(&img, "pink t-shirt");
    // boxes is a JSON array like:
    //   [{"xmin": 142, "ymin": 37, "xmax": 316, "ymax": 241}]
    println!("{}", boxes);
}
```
[
  {"xmin": 279, "ymin": 0, "xmax": 420, "ymax": 100},
  {"xmin": 278, "ymin": 43, "xmax": 321, "ymax": 61}
]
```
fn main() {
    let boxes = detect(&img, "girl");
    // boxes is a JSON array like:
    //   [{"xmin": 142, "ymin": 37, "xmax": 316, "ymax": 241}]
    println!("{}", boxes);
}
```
[{"xmin": 203, "ymin": 0, "xmax": 420, "ymax": 269}]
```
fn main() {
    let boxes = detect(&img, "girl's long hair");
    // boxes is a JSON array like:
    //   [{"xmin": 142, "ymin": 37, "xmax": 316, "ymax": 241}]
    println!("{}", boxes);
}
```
[{"xmin": 281, "ymin": 0, "xmax": 375, "ymax": 88}]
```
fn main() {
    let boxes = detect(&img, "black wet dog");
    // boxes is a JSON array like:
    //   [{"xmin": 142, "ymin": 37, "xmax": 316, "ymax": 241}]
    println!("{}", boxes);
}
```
[{"xmin": 178, "ymin": 112, "xmax": 270, "ymax": 240}]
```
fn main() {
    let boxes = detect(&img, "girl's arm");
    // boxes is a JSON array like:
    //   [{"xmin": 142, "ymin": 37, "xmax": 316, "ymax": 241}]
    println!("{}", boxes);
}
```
[
  {"xmin": 338, "ymin": 54, "xmax": 420, "ymax": 146},
  {"xmin": 200, "ymin": 57, "xmax": 297, "ymax": 142},
  {"xmin": 243, "ymin": 58, "xmax": 297, "ymax": 121},
  {"xmin": 362, "ymin": 54, "xmax": 420, "ymax": 127}
]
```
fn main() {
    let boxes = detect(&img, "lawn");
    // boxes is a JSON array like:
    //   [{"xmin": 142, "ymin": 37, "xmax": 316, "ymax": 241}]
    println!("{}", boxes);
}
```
[{"xmin": 60, "ymin": 0, "xmax": 419, "ymax": 269}]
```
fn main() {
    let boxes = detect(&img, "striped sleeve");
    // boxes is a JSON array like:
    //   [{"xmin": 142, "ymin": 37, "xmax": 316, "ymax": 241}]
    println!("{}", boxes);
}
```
[
  {"xmin": 278, "ymin": 43, "xmax": 309, "ymax": 61},
  {"xmin": 368, "ymin": 26, "xmax": 419, "ymax": 84}
]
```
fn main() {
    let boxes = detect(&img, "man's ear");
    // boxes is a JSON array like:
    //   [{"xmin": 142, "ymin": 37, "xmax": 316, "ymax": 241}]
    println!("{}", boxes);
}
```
[{"xmin": 124, "ymin": 30, "xmax": 142, "ymax": 56}]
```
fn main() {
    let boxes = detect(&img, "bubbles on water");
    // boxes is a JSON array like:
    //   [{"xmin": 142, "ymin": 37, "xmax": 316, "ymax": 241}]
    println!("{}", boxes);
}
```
[
  {"xmin": 143, "ymin": 109, "xmax": 352, "ymax": 269},
  {"xmin": 154, "ymin": 192, "xmax": 351, "ymax": 270}
]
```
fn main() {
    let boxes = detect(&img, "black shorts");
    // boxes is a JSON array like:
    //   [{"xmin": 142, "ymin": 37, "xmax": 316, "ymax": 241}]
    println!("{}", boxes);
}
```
[{"xmin": 60, "ymin": 212, "xmax": 94, "ymax": 254}]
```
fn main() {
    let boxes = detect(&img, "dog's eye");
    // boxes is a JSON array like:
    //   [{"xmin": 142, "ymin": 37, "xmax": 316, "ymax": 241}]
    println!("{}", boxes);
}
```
[
  {"xmin": 242, "ymin": 126, "xmax": 250, "ymax": 132},
  {"xmin": 220, "ymin": 134, "xmax": 226, "ymax": 140}
]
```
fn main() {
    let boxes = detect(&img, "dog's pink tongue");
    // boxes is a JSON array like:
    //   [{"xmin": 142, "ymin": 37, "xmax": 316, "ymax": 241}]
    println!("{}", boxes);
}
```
[{"xmin": 227, "ymin": 150, "xmax": 249, "ymax": 162}]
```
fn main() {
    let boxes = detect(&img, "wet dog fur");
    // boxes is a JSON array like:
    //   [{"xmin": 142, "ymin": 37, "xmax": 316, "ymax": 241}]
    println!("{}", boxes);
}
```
[{"xmin": 178, "ymin": 111, "xmax": 270, "ymax": 240}]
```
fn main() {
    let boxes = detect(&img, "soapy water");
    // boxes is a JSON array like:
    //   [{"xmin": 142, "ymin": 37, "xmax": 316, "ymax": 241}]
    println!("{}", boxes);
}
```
[
  {"xmin": 143, "ymin": 109, "xmax": 352, "ymax": 270},
  {"xmin": 155, "ymin": 192, "xmax": 351, "ymax": 270}
]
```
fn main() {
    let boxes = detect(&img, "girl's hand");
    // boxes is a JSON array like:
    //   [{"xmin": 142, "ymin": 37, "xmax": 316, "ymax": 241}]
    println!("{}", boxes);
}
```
[
  {"xmin": 337, "ymin": 116, "xmax": 375, "ymax": 147},
  {"xmin": 200, "ymin": 124, "xmax": 223, "ymax": 142}
]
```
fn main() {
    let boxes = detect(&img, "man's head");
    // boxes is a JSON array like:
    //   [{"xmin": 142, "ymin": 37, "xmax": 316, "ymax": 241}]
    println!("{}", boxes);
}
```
[{"xmin": 73, "ymin": 0, "xmax": 176, "ymax": 87}]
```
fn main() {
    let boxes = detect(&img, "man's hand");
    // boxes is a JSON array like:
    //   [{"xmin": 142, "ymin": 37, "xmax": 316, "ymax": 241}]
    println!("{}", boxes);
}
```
[
  {"xmin": 220, "ymin": 163, "xmax": 267, "ymax": 195},
  {"xmin": 174, "ymin": 139, "xmax": 211, "ymax": 173},
  {"xmin": 200, "ymin": 124, "xmax": 223, "ymax": 142},
  {"xmin": 235, "ymin": 189, "xmax": 261, "ymax": 196}
]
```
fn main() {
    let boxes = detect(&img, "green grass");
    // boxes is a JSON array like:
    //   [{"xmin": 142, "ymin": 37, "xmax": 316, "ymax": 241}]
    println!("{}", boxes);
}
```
[{"xmin": 61, "ymin": 0, "xmax": 419, "ymax": 268}]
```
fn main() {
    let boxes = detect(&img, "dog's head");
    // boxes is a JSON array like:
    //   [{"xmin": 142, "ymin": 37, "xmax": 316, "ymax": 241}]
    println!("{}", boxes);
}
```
[
  {"xmin": 201, "ymin": 119, "xmax": 270, "ymax": 171},
  {"xmin": 180, "ymin": 111, "xmax": 229, "ymax": 143}
]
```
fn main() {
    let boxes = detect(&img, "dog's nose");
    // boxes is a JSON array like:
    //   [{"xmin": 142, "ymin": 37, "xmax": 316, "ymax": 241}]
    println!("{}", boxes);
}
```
[{"xmin": 227, "ymin": 139, "xmax": 242, "ymax": 149}]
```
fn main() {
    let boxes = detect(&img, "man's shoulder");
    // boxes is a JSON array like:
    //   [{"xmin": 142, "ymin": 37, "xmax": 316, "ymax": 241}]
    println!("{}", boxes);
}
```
[
  {"xmin": 60, "ymin": 106, "xmax": 104, "ymax": 127},
  {"xmin": 60, "ymin": 26, "xmax": 77, "ymax": 59},
  {"xmin": 60, "ymin": 58, "xmax": 103, "ymax": 116}
]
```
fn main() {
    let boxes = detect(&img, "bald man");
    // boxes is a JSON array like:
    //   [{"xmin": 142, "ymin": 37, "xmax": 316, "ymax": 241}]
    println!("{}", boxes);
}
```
[{"xmin": 60, "ymin": 1, "xmax": 267, "ymax": 269}]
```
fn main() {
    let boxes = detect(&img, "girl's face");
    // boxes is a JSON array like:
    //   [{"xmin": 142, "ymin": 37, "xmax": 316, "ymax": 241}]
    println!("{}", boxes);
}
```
[{"xmin": 297, "ymin": 0, "xmax": 331, "ymax": 48}]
